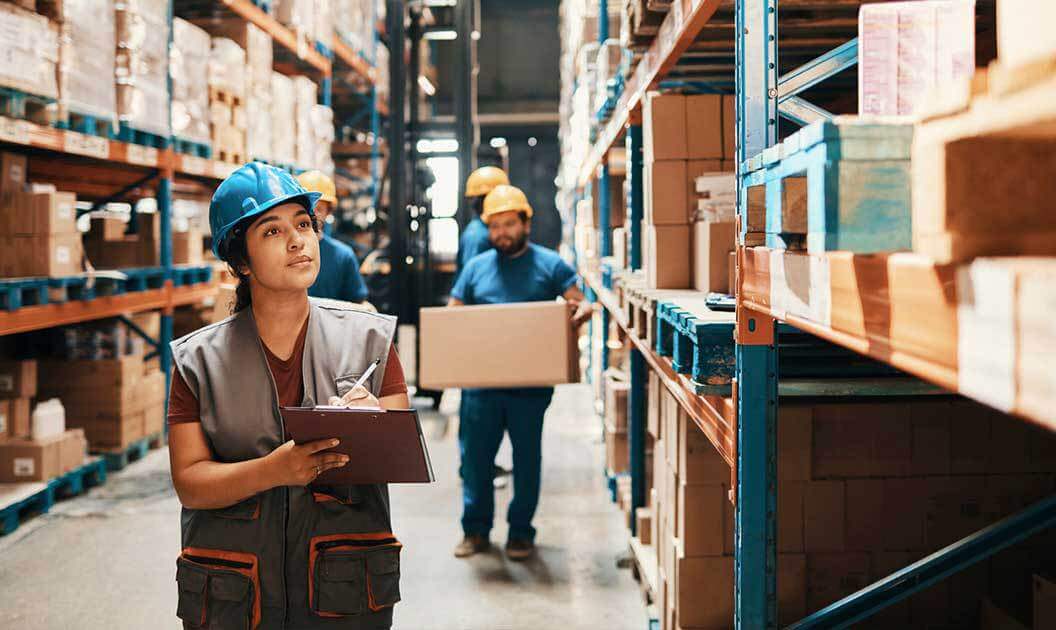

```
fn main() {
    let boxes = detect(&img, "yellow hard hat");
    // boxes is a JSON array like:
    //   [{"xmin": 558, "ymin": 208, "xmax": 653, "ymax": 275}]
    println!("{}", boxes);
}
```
[
  {"xmin": 481, "ymin": 185, "xmax": 533, "ymax": 224},
  {"xmin": 465, "ymin": 166, "xmax": 509, "ymax": 198},
  {"xmin": 296, "ymin": 170, "xmax": 337, "ymax": 205}
]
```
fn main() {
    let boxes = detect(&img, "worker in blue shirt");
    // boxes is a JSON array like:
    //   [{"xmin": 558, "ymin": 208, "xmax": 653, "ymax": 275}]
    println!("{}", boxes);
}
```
[
  {"xmin": 448, "ymin": 184, "xmax": 593, "ymax": 561},
  {"xmin": 457, "ymin": 166, "xmax": 509, "ymax": 275},
  {"xmin": 297, "ymin": 171, "xmax": 371, "ymax": 307}
]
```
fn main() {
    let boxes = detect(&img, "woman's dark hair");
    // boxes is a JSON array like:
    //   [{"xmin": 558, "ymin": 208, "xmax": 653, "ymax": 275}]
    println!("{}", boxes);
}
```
[{"xmin": 218, "ymin": 207, "xmax": 319, "ymax": 313}]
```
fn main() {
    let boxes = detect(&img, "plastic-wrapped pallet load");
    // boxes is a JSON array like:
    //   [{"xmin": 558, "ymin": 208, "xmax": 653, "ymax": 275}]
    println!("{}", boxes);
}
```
[
  {"xmin": 245, "ymin": 97, "xmax": 273, "ymax": 163},
  {"xmin": 275, "ymin": 0, "xmax": 315, "ymax": 44},
  {"xmin": 57, "ymin": 0, "xmax": 117, "ymax": 125},
  {"xmin": 271, "ymin": 72, "xmax": 297, "ymax": 165},
  {"xmin": 192, "ymin": 19, "xmax": 272, "ymax": 98},
  {"xmin": 314, "ymin": 0, "xmax": 332, "ymax": 48},
  {"xmin": 0, "ymin": 4, "xmax": 60, "ymax": 104},
  {"xmin": 310, "ymin": 104, "xmax": 335, "ymax": 175},
  {"xmin": 293, "ymin": 76, "xmax": 317, "ymax": 169},
  {"xmin": 594, "ymin": 39, "xmax": 624, "ymax": 114},
  {"xmin": 858, "ymin": 0, "xmax": 975, "ymax": 117},
  {"xmin": 115, "ymin": 0, "xmax": 171, "ymax": 138},
  {"xmin": 208, "ymin": 38, "xmax": 247, "ymax": 99},
  {"xmin": 171, "ymin": 18, "xmax": 210, "ymax": 145}
]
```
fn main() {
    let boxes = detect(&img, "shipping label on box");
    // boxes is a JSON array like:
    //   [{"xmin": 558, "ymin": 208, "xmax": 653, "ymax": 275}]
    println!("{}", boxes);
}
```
[{"xmin": 419, "ymin": 301, "xmax": 578, "ymax": 389}]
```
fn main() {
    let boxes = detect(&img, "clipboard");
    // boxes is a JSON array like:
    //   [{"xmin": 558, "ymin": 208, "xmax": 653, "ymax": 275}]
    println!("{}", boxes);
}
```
[{"xmin": 281, "ymin": 406, "xmax": 435, "ymax": 485}]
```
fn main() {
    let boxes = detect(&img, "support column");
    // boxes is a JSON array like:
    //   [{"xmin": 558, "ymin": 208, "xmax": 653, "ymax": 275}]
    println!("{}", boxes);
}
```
[
  {"xmin": 158, "ymin": 173, "xmax": 174, "ymax": 415},
  {"xmin": 387, "ymin": 0, "xmax": 408, "ymax": 322},
  {"xmin": 628, "ymin": 347, "xmax": 647, "ymax": 533},
  {"xmin": 626, "ymin": 125, "xmax": 643, "ymax": 270}
]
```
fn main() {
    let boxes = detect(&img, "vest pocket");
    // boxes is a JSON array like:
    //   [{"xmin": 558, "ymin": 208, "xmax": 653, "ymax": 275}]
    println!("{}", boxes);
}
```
[
  {"xmin": 177, "ymin": 548, "xmax": 261, "ymax": 629},
  {"xmin": 309, "ymin": 533, "xmax": 402, "ymax": 618}
]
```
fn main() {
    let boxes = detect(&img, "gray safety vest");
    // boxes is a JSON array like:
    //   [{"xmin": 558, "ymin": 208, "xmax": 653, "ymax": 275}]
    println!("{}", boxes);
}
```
[{"xmin": 170, "ymin": 298, "xmax": 400, "ymax": 629}]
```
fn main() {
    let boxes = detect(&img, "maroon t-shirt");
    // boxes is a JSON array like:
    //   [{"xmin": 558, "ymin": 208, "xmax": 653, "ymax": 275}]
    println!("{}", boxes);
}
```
[{"xmin": 168, "ymin": 319, "xmax": 407, "ymax": 424}]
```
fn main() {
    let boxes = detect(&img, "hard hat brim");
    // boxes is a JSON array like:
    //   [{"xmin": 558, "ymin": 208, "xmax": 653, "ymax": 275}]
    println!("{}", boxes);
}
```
[{"xmin": 212, "ymin": 190, "xmax": 322, "ymax": 258}]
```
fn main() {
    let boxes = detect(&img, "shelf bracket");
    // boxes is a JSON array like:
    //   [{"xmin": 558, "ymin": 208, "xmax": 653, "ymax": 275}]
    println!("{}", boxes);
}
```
[
  {"xmin": 778, "ymin": 96, "xmax": 834, "ymax": 126},
  {"xmin": 777, "ymin": 38, "xmax": 858, "ymax": 103}
]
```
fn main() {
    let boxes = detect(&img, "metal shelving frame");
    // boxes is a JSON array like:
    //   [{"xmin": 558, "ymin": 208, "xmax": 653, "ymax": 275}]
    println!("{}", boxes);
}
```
[{"xmin": 571, "ymin": 1, "xmax": 1056, "ymax": 627}]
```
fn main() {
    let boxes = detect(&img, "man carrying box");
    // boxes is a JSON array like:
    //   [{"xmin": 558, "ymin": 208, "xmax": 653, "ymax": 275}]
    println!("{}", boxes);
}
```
[{"xmin": 448, "ymin": 184, "xmax": 592, "ymax": 560}]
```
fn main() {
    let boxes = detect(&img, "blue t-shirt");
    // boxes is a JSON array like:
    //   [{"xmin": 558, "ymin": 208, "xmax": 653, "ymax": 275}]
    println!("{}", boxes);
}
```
[
  {"xmin": 451, "ymin": 243, "xmax": 578, "ymax": 305},
  {"xmin": 308, "ymin": 234, "xmax": 369, "ymax": 303},
  {"xmin": 456, "ymin": 217, "xmax": 491, "ymax": 275}
]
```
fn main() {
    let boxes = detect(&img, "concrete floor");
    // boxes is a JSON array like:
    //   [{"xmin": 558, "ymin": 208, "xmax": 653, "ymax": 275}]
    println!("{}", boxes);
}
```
[{"xmin": 0, "ymin": 384, "xmax": 647, "ymax": 629}]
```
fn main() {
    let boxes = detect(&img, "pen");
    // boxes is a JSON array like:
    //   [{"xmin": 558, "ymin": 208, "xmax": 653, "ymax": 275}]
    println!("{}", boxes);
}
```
[{"xmin": 350, "ymin": 357, "xmax": 382, "ymax": 392}]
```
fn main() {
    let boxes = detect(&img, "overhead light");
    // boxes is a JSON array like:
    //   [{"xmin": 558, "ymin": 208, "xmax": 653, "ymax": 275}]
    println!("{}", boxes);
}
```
[
  {"xmin": 423, "ymin": 0, "xmax": 456, "ymax": 6},
  {"xmin": 417, "ymin": 138, "xmax": 459, "ymax": 153},
  {"xmin": 489, "ymin": 137, "xmax": 507, "ymax": 148},
  {"xmin": 423, "ymin": 29, "xmax": 457, "ymax": 40},
  {"xmin": 418, "ymin": 75, "xmax": 436, "ymax": 96}
]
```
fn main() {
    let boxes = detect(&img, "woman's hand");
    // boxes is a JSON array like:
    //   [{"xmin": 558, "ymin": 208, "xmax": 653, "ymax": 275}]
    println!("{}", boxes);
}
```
[
  {"xmin": 265, "ymin": 438, "xmax": 349, "ymax": 487},
  {"xmin": 327, "ymin": 385, "xmax": 381, "ymax": 408}
]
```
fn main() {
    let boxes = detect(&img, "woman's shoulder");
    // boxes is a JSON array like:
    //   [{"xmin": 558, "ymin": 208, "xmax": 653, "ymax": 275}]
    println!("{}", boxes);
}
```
[
  {"xmin": 171, "ymin": 310, "xmax": 244, "ymax": 351},
  {"xmin": 309, "ymin": 298, "xmax": 397, "ymax": 326}
]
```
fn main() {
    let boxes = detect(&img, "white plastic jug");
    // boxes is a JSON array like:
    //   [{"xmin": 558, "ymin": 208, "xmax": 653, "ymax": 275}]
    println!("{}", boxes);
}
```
[{"xmin": 31, "ymin": 398, "xmax": 66, "ymax": 441}]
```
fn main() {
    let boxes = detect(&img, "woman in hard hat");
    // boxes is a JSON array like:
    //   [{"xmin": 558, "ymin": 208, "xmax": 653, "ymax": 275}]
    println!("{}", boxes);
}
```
[
  {"xmin": 457, "ymin": 165, "xmax": 509, "ymax": 275},
  {"xmin": 166, "ymin": 162, "xmax": 409, "ymax": 629},
  {"xmin": 296, "ymin": 170, "xmax": 372, "ymax": 308}
]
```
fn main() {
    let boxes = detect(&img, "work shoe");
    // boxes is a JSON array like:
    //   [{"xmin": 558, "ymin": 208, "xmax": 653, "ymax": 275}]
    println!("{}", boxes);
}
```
[
  {"xmin": 493, "ymin": 464, "xmax": 511, "ymax": 489},
  {"xmin": 453, "ymin": 535, "xmax": 490, "ymax": 558},
  {"xmin": 505, "ymin": 538, "xmax": 535, "ymax": 561}
]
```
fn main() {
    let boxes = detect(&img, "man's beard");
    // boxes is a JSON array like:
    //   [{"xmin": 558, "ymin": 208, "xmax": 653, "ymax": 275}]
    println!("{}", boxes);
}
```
[{"xmin": 493, "ymin": 233, "xmax": 528, "ymax": 256}]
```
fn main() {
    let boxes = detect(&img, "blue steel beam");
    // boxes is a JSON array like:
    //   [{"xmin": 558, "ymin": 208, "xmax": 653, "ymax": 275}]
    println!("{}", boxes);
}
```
[
  {"xmin": 627, "ymin": 125, "xmax": 643, "ymax": 270},
  {"xmin": 788, "ymin": 494, "xmax": 1056, "ymax": 629},
  {"xmin": 628, "ymin": 348, "xmax": 647, "ymax": 534},
  {"xmin": 777, "ymin": 96, "xmax": 833, "ymax": 126},
  {"xmin": 777, "ymin": 39, "xmax": 858, "ymax": 103},
  {"xmin": 599, "ymin": 164, "xmax": 612, "ymax": 258}
]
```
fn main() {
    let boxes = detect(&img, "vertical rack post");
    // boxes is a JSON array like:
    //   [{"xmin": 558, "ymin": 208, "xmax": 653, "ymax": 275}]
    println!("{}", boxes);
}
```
[
  {"xmin": 387, "ymin": 0, "xmax": 408, "ymax": 322},
  {"xmin": 158, "ymin": 171, "xmax": 174, "ymax": 398},
  {"xmin": 370, "ymin": 0, "xmax": 382, "ymax": 218},
  {"xmin": 735, "ymin": 0, "xmax": 780, "ymax": 628},
  {"xmin": 626, "ymin": 124, "xmax": 643, "ymax": 270},
  {"xmin": 628, "ymin": 347, "xmax": 646, "ymax": 532}
]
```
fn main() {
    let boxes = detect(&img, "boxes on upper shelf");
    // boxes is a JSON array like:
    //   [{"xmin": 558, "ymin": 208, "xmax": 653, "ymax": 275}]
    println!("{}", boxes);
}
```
[
  {"xmin": 0, "ymin": 3, "xmax": 60, "ymax": 109},
  {"xmin": 643, "ymin": 92, "xmax": 736, "ymax": 162},
  {"xmin": 858, "ymin": 0, "xmax": 976, "ymax": 117},
  {"xmin": 646, "ymin": 224, "xmax": 692, "ymax": 289}
]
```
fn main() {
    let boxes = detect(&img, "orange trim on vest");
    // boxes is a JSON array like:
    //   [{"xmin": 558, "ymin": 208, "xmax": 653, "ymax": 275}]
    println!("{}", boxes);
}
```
[
  {"xmin": 181, "ymin": 547, "xmax": 262, "ymax": 630},
  {"xmin": 308, "ymin": 533, "xmax": 402, "ymax": 618}
]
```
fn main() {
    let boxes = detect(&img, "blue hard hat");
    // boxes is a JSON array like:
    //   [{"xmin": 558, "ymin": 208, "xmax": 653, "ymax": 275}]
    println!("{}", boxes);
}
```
[{"xmin": 209, "ymin": 162, "xmax": 322, "ymax": 258}]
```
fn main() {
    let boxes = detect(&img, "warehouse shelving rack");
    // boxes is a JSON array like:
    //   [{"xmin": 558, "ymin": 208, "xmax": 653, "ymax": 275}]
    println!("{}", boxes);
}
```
[
  {"xmin": 572, "ymin": 1, "xmax": 1056, "ymax": 628},
  {"xmin": 0, "ymin": 0, "xmax": 388, "ymax": 429}
]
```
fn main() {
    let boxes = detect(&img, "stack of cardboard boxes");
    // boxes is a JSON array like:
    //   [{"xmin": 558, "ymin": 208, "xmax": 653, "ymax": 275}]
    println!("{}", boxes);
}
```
[
  {"xmin": 604, "ymin": 370, "xmax": 630, "ymax": 476},
  {"xmin": 83, "ymin": 212, "xmax": 159, "ymax": 269},
  {"xmin": 208, "ymin": 38, "xmax": 248, "ymax": 164},
  {"xmin": 0, "ymin": 360, "xmax": 88, "ymax": 483},
  {"xmin": 644, "ymin": 378, "xmax": 1056, "ymax": 628},
  {"xmin": 0, "ymin": 152, "xmax": 83, "ymax": 278},
  {"xmin": 642, "ymin": 92, "xmax": 737, "ymax": 290},
  {"xmin": 39, "ymin": 352, "xmax": 166, "ymax": 451}
]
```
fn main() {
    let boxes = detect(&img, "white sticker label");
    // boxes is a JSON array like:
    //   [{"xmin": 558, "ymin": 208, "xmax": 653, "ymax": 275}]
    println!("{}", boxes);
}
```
[
  {"xmin": 13, "ymin": 457, "xmax": 34, "ymax": 477},
  {"xmin": 56, "ymin": 246, "xmax": 70, "ymax": 264},
  {"xmin": 126, "ymin": 144, "xmax": 158, "ymax": 167},
  {"xmin": 180, "ymin": 155, "xmax": 206, "ymax": 176},
  {"xmin": 64, "ymin": 131, "xmax": 110, "ymax": 159},
  {"xmin": 0, "ymin": 374, "xmax": 12, "ymax": 392},
  {"xmin": 0, "ymin": 116, "xmax": 30, "ymax": 145}
]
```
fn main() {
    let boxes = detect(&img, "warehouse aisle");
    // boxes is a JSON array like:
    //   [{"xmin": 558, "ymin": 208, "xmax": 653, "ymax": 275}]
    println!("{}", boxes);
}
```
[{"xmin": 0, "ymin": 383, "xmax": 646, "ymax": 629}]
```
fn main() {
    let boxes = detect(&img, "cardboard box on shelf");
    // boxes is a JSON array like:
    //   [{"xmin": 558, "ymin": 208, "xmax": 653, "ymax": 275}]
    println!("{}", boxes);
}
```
[
  {"xmin": 39, "ymin": 355, "xmax": 144, "ymax": 391},
  {"xmin": 0, "ymin": 360, "xmax": 37, "ymax": 399},
  {"xmin": 605, "ymin": 371, "xmax": 630, "ymax": 432},
  {"xmin": 130, "ymin": 311, "xmax": 161, "ymax": 340},
  {"xmin": 13, "ymin": 191, "xmax": 77, "ymax": 236},
  {"xmin": 0, "ymin": 432, "xmax": 65, "ymax": 482},
  {"xmin": 676, "ymin": 482, "xmax": 725, "ymax": 557},
  {"xmin": 6, "ymin": 398, "xmax": 30, "ymax": 439},
  {"xmin": 419, "ymin": 302, "xmax": 579, "ymax": 389},
  {"xmin": 804, "ymin": 480, "xmax": 846, "ymax": 553},
  {"xmin": 643, "ymin": 92, "xmax": 687, "ymax": 162},
  {"xmin": 645, "ymin": 160, "xmax": 689, "ymax": 225},
  {"xmin": 685, "ymin": 95, "xmax": 723, "ymax": 160},
  {"xmin": 806, "ymin": 553, "xmax": 872, "ymax": 617},
  {"xmin": 173, "ymin": 229, "xmax": 204, "ymax": 265},
  {"xmin": 60, "ymin": 428, "xmax": 87, "ymax": 473},
  {"xmin": 72, "ymin": 411, "xmax": 146, "ymax": 450},
  {"xmin": 2, "ymin": 233, "xmax": 83, "ymax": 277},
  {"xmin": 90, "ymin": 217, "xmax": 129, "ymax": 241},
  {"xmin": 605, "ymin": 421, "xmax": 629, "ymax": 474},
  {"xmin": 679, "ymin": 413, "xmax": 729, "ymax": 484},
  {"xmin": 637, "ymin": 507, "xmax": 653, "ymax": 546},
  {"xmin": 693, "ymin": 220, "xmax": 735, "ymax": 294},
  {"xmin": 721, "ymin": 95, "xmax": 736, "ymax": 160},
  {"xmin": 647, "ymin": 370, "xmax": 661, "ymax": 439},
  {"xmin": 0, "ymin": 152, "xmax": 27, "ymax": 200},
  {"xmin": 646, "ymin": 224, "xmax": 692, "ymax": 289},
  {"xmin": 673, "ymin": 554, "xmax": 735, "ymax": 628},
  {"xmin": 0, "ymin": 399, "xmax": 8, "ymax": 440}
]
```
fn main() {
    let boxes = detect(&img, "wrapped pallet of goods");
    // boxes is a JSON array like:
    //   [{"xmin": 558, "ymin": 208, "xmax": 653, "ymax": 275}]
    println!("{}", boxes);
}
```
[
  {"xmin": 310, "ymin": 104, "xmax": 335, "ymax": 175},
  {"xmin": 208, "ymin": 38, "xmax": 247, "ymax": 164},
  {"xmin": 270, "ymin": 71, "xmax": 297, "ymax": 165},
  {"xmin": 170, "ymin": 18, "xmax": 211, "ymax": 147},
  {"xmin": 115, "ymin": 0, "xmax": 171, "ymax": 140},
  {"xmin": 293, "ymin": 76, "xmax": 317, "ymax": 169},
  {"xmin": 57, "ymin": 0, "xmax": 117, "ymax": 128},
  {"xmin": 0, "ymin": 4, "xmax": 60, "ymax": 123},
  {"xmin": 275, "ymin": 0, "xmax": 315, "ymax": 45},
  {"xmin": 314, "ymin": 0, "xmax": 332, "ymax": 48}
]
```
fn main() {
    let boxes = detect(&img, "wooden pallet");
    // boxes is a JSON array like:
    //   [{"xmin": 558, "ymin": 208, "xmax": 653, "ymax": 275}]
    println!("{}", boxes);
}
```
[
  {"xmin": 0, "ymin": 457, "xmax": 107, "ymax": 536},
  {"xmin": 216, "ymin": 148, "xmax": 246, "ymax": 165},
  {"xmin": 0, "ymin": 86, "xmax": 55, "ymax": 125},
  {"xmin": 112, "ymin": 122, "xmax": 169, "ymax": 149},
  {"xmin": 656, "ymin": 296, "xmax": 735, "ymax": 394},
  {"xmin": 913, "ymin": 57, "xmax": 1056, "ymax": 264},
  {"xmin": 171, "ymin": 136, "xmax": 212, "ymax": 159},
  {"xmin": 93, "ymin": 432, "xmax": 163, "ymax": 472},
  {"xmin": 55, "ymin": 110, "xmax": 114, "ymax": 139},
  {"xmin": 741, "ymin": 117, "xmax": 913, "ymax": 254},
  {"xmin": 171, "ymin": 264, "xmax": 213, "ymax": 287}
]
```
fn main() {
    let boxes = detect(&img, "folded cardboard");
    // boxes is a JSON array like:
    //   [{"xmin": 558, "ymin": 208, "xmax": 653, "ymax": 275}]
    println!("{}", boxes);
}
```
[
  {"xmin": 419, "ymin": 301, "xmax": 579, "ymax": 389},
  {"xmin": 0, "ymin": 360, "xmax": 37, "ymax": 398},
  {"xmin": 646, "ymin": 224, "xmax": 692, "ymax": 289},
  {"xmin": 693, "ymin": 220, "xmax": 736, "ymax": 293}
]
